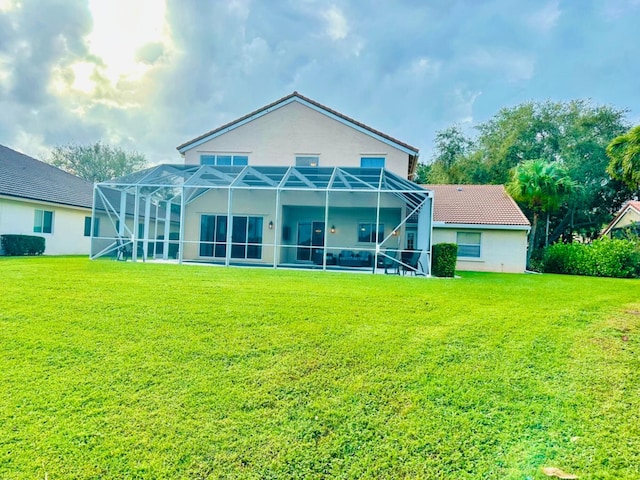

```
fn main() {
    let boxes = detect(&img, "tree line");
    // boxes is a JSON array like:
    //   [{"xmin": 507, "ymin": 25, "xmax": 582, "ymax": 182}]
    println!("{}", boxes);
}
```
[{"xmin": 415, "ymin": 100, "xmax": 640, "ymax": 261}]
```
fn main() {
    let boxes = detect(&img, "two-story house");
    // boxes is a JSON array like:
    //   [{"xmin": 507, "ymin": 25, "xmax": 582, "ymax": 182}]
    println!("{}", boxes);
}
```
[{"xmin": 92, "ymin": 92, "xmax": 434, "ymax": 274}]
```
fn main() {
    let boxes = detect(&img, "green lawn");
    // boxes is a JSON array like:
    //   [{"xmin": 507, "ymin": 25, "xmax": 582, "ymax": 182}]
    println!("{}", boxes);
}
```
[{"xmin": 0, "ymin": 257, "xmax": 638, "ymax": 479}]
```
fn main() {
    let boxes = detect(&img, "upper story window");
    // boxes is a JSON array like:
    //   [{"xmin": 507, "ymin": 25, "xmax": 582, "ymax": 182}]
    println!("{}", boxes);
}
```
[
  {"xmin": 295, "ymin": 156, "xmax": 319, "ymax": 167},
  {"xmin": 360, "ymin": 157, "xmax": 385, "ymax": 168},
  {"xmin": 34, "ymin": 209, "xmax": 53, "ymax": 234},
  {"xmin": 457, "ymin": 232, "xmax": 481, "ymax": 258},
  {"xmin": 200, "ymin": 154, "xmax": 249, "ymax": 166}
]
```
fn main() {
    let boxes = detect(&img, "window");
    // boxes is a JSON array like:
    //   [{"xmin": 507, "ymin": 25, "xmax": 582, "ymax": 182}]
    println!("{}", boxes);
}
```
[
  {"xmin": 200, "ymin": 154, "xmax": 249, "ymax": 166},
  {"xmin": 232, "ymin": 216, "xmax": 263, "ymax": 259},
  {"xmin": 360, "ymin": 157, "xmax": 385, "ymax": 168},
  {"xmin": 358, "ymin": 222, "xmax": 384, "ymax": 243},
  {"xmin": 34, "ymin": 209, "xmax": 53, "ymax": 233},
  {"xmin": 200, "ymin": 215, "xmax": 227, "ymax": 258},
  {"xmin": 200, "ymin": 215, "xmax": 263, "ymax": 259},
  {"xmin": 457, "ymin": 232, "xmax": 481, "ymax": 258},
  {"xmin": 296, "ymin": 156, "xmax": 319, "ymax": 167},
  {"xmin": 84, "ymin": 217, "xmax": 100, "ymax": 237}
]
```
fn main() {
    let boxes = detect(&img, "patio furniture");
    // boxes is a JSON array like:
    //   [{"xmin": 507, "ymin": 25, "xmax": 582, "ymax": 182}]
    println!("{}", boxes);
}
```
[
  {"xmin": 338, "ymin": 250, "xmax": 372, "ymax": 267},
  {"xmin": 400, "ymin": 250, "xmax": 422, "ymax": 275}
]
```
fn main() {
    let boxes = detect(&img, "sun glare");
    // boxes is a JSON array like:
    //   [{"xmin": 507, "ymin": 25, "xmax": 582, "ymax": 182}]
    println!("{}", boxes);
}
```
[{"xmin": 85, "ymin": 0, "xmax": 168, "ymax": 85}]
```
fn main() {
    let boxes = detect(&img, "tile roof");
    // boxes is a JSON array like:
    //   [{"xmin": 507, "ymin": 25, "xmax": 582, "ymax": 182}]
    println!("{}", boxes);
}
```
[
  {"xmin": 424, "ymin": 184, "xmax": 530, "ymax": 226},
  {"xmin": 176, "ymin": 91, "xmax": 420, "ymax": 155},
  {"xmin": 0, "ymin": 144, "xmax": 93, "ymax": 209}
]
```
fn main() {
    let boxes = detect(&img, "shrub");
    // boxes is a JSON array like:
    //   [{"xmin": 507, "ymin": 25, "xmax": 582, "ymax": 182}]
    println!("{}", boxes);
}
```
[
  {"xmin": 1, "ymin": 234, "xmax": 46, "ymax": 256},
  {"xmin": 432, "ymin": 243, "xmax": 458, "ymax": 277},
  {"xmin": 543, "ymin": 238, "xmax": 640, "ymax": 278}
]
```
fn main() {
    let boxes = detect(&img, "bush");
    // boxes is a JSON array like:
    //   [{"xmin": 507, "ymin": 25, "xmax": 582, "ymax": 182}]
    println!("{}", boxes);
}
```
[
  {"xmin": 432, "ymin": 243, "xmax": 458, "ymax": 277},
  {"xmin": 1, "ymin": 234, "xmax": 46, "ymax": 256},
  {"xmin": 543, "ymin": 238, "xmax": 640, "ymax": 278}
]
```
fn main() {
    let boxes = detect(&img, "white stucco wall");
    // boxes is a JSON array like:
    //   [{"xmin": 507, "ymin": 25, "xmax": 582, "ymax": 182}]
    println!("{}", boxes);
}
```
[
  {"xmin": 432, "ymin": 226, "xmax": 528, "ymax": 273},
  {"xmin": 182, "ymin": 101, "xmax": 412, "ymax": 178},
  {"xmin": 0, "ymin": 196, "xmax": 91, "ymax": 255}
]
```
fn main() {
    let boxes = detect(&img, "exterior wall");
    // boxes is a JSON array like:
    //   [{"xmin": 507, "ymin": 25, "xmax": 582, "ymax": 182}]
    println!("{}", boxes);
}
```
[
  {"xmin": 609, "ymin": 208, "xmax": 640, "ymax": 234},
  {"xmin": 432, "ymin": 226, "xmax": 528, "ymax": 273},
  {"xmin": 182, "ymin": 188, "xmax": 406, "ymax": 265},
  {"xmin": 182, "ymin": 101, "xmax": 411, "ymax": 177},
  {"xmin": 0, "ymin": 196, "xmax": 91, "ymax": 255}
]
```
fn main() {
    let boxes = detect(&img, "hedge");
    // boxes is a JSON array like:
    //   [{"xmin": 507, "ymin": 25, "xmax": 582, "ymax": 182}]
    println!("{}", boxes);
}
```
[
  {"xmin": 543, "ymin": 238, "xmax": 640, "ymax": 278},
  {"xmin": 432, "ymin": 243, "xmax": 458, "ymax": 277},
  {"xmin": 1, "ymin": 234, "xmax": 46, "ymax": 256}
]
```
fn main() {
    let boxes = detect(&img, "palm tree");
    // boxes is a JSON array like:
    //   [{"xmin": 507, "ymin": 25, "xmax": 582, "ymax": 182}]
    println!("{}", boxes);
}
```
[
  {"xmin": 507, "ymin": 159, "xmax": 578, "ymax": 266},
  {"xmin": 606, "ymin": 125, "xmax": 640, "ymax": 191}
]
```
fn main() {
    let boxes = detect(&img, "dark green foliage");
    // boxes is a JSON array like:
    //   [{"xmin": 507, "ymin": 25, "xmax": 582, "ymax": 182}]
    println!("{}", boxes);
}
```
[
  {"xmin": 606, "ymin": 124, "xmax": 640, "ymax": 190},
  {"xmin": 432, "ymin": 243, "xmax": 457, "ymax": 277},
  {"xmin": 543, "ymin": 238, "xmax": 640, "ymax": 278},
  {"xmin": 1, "ymin": 234, "xmax": 45, "ymax": 255},
  {"xmin": 425, "ymin": 101, "xmax": 633, "ymax": 244}
]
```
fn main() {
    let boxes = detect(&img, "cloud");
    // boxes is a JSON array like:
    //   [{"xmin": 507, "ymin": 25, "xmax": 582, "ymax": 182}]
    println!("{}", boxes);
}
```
[
  {"xmin": 528, "ymin": 0, "xmax": 561, "ymax": 32},
  {"xmin": 322, "ymin": 5, "xmax": 348, "ymax": 40}
]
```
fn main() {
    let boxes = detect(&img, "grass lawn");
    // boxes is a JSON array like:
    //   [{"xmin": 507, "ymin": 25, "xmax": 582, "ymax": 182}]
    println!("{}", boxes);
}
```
[{"xmin": 0, "ymin": 257, "xmax": 638, "ymax": 479}]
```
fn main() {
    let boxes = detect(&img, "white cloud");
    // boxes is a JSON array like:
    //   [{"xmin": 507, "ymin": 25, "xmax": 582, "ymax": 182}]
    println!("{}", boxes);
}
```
[
  {"xmin": 410, "ymin": 57, "xmax": 441, "ymax": 77},
  {"xmin": 323, "ymin": 5, "xmax": 348, "ymax": 40},
  {"xmin": 528, "ymin": 0, "xmax": 561, "ymax": 32}
]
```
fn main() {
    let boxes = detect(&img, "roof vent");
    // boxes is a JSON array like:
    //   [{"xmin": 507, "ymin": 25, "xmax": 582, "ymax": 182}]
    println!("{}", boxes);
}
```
[{"xmin": 457, "ymin": 187, "xmax": 463, "ymax": 191}]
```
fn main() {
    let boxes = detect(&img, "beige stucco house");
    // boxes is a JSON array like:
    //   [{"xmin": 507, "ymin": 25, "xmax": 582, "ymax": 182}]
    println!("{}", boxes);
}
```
[
  {"xmin": 93, "ymin": 92, "xmax": 433, "ymax": 274},
  {"xmin": 0, "ymin": 144, "xmax": 95, "ymax": 255},
  {"xmin": 425, "ymin": 184, "xmax": 531, "ymax": 273},
  {"xmin": 601, "ymin": 200, "xmax": 640, "ymax": 238}
]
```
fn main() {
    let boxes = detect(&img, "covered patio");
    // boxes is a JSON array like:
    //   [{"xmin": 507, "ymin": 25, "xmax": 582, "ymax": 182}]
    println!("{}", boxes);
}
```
[{"xmin": 90, "ymin": 165, "xmax": 434, "ymax": 275}]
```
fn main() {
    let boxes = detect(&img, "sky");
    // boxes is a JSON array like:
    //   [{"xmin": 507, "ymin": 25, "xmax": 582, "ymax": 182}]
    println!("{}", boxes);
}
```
[{"xmin": 0, "ymin": 0, "xmax": 639, "ymax": 165}]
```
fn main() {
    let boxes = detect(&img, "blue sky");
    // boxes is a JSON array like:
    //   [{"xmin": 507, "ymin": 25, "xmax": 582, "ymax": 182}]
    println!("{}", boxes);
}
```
[{"xmin": 0, "ymin": 0, "xmax": 638, "ymax": 164}]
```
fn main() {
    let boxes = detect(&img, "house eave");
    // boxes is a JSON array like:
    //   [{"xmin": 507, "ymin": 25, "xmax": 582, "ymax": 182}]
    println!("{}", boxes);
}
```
[{"xmin": 433, "ymin": 221, "xmax": 531, "ymax": 232}]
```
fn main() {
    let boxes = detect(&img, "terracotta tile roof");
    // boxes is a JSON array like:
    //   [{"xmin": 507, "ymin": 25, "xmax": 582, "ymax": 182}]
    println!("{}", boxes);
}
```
[
  {"xmin": 0, "ymin": 144, "xmax": 93, "ymax": 209},
  {"xmin": 176, "ymin": 91, "xmax": 420, "ymax": 155},
  {"xmin": 424, "ymin": 184, "xmax": 530, "ymax": 226}
]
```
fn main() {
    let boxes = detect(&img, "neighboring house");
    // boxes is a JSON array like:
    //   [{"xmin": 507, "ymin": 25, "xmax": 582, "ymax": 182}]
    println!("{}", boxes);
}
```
[
  {"xmin": 425, "ymin": 184, "xmax": 531, "ymax": 273},
  {"xmin": 93, "ymin": 93, "xmax": 433, "ymax": 274},
  {"xmin": 601, "ymin": 200, "xmax": 640, "ymax": 238},
  {"xmin": 0, "ymin": 144, "xmax": 94, "ymax": 255}
]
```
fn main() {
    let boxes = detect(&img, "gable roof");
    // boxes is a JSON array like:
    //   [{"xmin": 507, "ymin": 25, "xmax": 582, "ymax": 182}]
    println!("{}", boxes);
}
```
[
  {"xmin": 601, "ymin": 200, "xmax": 640, "ymax": 236},
  {"xmin": 176, "ymin": 92, "xmax": 420, "ymax": 157},
  {"xmin": 424, "ymin": 184, "xmax": 530, "ymax": 228},
  {"xmin": 0, "ymin": 144, "xmax": 93, "ymax": 209}
]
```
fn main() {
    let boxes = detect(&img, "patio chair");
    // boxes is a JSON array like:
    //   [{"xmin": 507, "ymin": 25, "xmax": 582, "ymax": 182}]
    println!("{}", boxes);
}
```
[
  {"xmin": 400, "ymin": 250, "xmax": 422, "ymax": 276},
  {"xmin": 380, "ymin": 249, "xmax": 400, "ymax": 275}
]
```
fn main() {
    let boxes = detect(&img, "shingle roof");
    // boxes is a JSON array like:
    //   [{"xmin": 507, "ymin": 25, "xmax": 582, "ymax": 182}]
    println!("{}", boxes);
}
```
[
  {"xmin": 176, "ymin": 91, "xmax": 420, "ymax": 155},
  {"xmin": 0, "ymin": 144, "xmax": 93, "ymax": 209},
  {"xmin": 424, "ymin": 184, "xmax": 530, "ymax": 226}
]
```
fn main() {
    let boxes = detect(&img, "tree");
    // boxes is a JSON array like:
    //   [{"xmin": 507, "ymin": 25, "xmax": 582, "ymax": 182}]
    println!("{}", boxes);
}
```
[
  {"xmin": 428, "ymin": 100, "xmax": 632, "ymax": 241},
  {"xmin": 49, "ymin": 142, "xmax": 148, "ymax": 183},
  {"xmin": 606, "ymin": 125, "xmax": 640, "ymax": 191},
  {"xmin": 507, "ymin": 160, "xmax": 578, "ymax": 267},
  {"xmin": 423, "ymin": 125, "xmax": 474, "ymax": 184}
]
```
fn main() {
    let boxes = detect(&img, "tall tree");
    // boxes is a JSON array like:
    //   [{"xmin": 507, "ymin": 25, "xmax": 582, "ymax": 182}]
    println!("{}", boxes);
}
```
[
  {"xmin": 424, "ymin": 125, "xmax": 474, "ymax": 184},
  {"xmin": 49, "ymin": 142, "xmax": 148, "ymax": 183},
  {"xmin": 507, "ymin": 160, "xmax": 578, "ymax": 266},
  {"xmin": 606, "ymin": 125, "xmax": 640, "ymax": 191},
  {"xmin": 428, "ymin": 100, "xmax": 631, "ymax": 240}
]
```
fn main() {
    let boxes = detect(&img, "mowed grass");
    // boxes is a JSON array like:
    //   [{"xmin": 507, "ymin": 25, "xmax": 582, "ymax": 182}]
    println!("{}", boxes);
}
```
[{"xmin": 0, "ymin": 258, "xmax": 638, "ymax": 479}]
